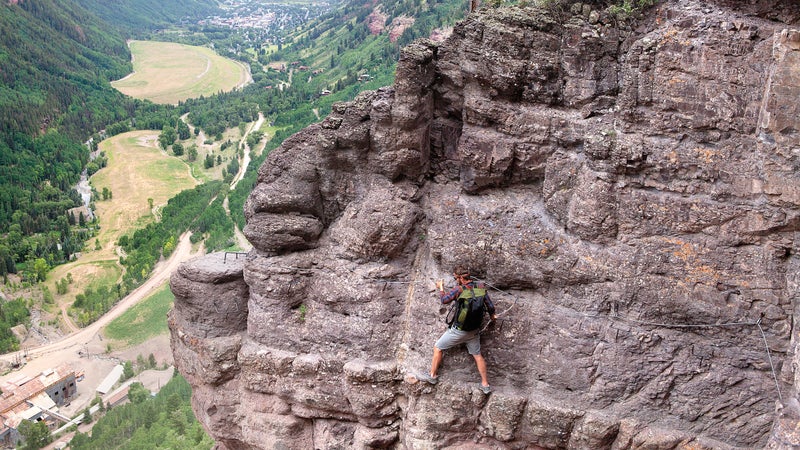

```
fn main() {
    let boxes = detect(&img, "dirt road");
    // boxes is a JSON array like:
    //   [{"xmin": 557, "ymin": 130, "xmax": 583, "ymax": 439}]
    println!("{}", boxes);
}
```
[
  {"xmin": 0, "ymin": 231, "xmax": 199, "ymax": 371},
  {"xmin": 6, "ymin": 109, "xmax": 263, "ymax": 371},
  {"xmin": 231, "ymin": 112, "xmax": 264, "ymax": 190}
]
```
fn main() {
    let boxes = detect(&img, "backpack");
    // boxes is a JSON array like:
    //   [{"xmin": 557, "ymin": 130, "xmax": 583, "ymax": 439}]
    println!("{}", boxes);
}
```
[{"xmin": 447, "ymin": 285, "xmax": 487, "ymax": 331}]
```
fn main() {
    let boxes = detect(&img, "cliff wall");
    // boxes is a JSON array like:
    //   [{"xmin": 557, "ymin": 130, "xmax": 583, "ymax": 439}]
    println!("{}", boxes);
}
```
[{"xmin": 169, "ymin": 1, "xmax": 800, "ymax": 448}]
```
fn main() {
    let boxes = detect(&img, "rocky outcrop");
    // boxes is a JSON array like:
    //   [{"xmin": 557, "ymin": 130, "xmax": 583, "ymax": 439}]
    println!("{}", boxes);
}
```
[{"xmin": 170, "ymin": 1, "xmax": 800, "ymax": 448}]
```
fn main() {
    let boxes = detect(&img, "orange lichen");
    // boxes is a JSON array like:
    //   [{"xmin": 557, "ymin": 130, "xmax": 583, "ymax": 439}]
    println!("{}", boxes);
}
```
[
  {"xmin": 665, "ymin": 238, "xmax": 721, "ymax": 284},
  {"xmin": 694, "ymin": 147, "xmax": 718, "ymax": 163}
]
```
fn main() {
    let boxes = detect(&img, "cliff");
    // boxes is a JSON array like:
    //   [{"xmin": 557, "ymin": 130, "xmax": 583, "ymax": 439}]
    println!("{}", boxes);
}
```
[{"xmin": 169, "ymin": 1, "xmax": 800, "ymax": 448}]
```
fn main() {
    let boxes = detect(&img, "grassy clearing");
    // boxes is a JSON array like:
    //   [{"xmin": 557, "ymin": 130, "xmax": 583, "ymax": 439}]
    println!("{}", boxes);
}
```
[
  {"xmin": 103, "ymin": 282, "xmax": 173, "ymax": 345},
  {"xmin": 112, "ymin": 40, "xmax": 250, "ymax": 104},
  {"xmin": 57, "ymin": 260, "xmax": 122, "ymax": 292},
  {"xmin": 48, "ymin": 131, "xmax": 197, "ymax": 325},
  {"xmin": 92, "ymin": 131, "xmax": 197, "ymax": 243}
]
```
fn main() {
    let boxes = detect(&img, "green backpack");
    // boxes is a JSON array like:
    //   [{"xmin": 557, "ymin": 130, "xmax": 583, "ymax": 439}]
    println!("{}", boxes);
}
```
[{"xmin": 447, "ymin": 286, "xmax": 487, "ymax": 331}]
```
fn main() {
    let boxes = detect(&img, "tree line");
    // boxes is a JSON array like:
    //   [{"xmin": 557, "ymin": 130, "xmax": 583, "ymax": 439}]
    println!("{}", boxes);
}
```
[{"xmin": 68, "ymin": 373, "xmax": 213, "ymax": 450}]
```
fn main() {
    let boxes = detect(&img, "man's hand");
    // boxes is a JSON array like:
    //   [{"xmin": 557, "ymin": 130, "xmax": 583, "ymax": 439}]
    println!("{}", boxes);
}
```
[
  {"xmin": 491, "ymin": 314, "xmax": 498, "ymax": 321},
  {"xmin": 435, "ymin": 279, "xmax": 444, "ymax": 292}
]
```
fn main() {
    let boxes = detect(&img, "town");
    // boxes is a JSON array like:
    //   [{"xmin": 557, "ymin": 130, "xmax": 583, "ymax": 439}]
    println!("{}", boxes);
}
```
[{"xmin": 201, "ymin": 0, "xmax": 339, "ymax": 31}]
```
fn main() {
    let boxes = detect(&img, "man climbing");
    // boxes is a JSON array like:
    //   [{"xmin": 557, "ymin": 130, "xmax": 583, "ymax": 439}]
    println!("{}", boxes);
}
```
[{"xmin": 418, "ymin": 265, "xmax": 497, "ymax": 393}]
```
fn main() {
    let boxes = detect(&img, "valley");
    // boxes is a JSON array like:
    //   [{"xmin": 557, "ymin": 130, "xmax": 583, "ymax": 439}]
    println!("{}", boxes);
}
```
[
  {"xmin": 0, "ymin": 0, "xmax": 476, "ymax": 447},
  {"xmin": 0, "ymin": 32, "xmax": 269, "ymax": 447}
]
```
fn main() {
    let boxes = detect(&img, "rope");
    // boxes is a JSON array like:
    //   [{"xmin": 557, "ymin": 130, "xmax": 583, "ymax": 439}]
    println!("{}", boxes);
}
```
[
  {"xmin": 609, "ymin": 314, "xmax": 758, "ymax": 329},
  {"xmin": 757, "ymin": 317, "xmax": 784, "ymax": 403}
]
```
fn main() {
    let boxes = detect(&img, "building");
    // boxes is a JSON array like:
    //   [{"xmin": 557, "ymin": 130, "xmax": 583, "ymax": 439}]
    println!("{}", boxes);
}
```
[
  {"xmin": 96, "ymin": 364, "xmax": 123, "ymax": 395},
  {"xmin": 104, "ymin": 385, "xmax": 131, "ymax": 409},
  {"xmin": 0, "ymin": 365, "xmax": 77, "ymax": 448}
]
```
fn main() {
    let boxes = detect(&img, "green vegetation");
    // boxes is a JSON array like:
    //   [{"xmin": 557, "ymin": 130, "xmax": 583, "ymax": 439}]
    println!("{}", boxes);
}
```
[
  {"xmin": 71, "ymin": 284, "xmax": 125, "ymax": 327},
  {"xmin": 119, "ymin": 181, "xmax": 225, "ymax": 285},
  {"xmin": 69, "ymin": 374, "xmax": 213, "ymax": 450},
  {"xmin": 528, "ymin": 0, "xmax": 657, "ymax": 17},
  {"xmin": 191, "ymin": 190, "xmax": 236, "ymax": 251},
  {"xmin": 104, "ymin": 283, "xmax": 173, "ymax": 346},
  {"xmin": 607, "ymin": 0, "xmax": 656, "ymax": 17},
  {"xmin": 68, "ymin": 179, "xmax": 225, "ymax": 325},
  {"xmin": 0, "ymin": 0, "xmax": 131, "ymax": 275},
  {"xmin": 0, "ymin": 0, "xmax": 195, "ymax": 284},
  {"xmin": 0, "ymin": 299, "xmax": 30, "ymax": 353},
  {"xmin": 74, "ymin": 0, "xmax": 219, "ymax": 38},
  {"xmin": 184, "ymin": 93, "xmax": 260, "ymax": 138},
  {"xmin": 17, "ymin": 420, "xmax": 52, "ymax": 450}
]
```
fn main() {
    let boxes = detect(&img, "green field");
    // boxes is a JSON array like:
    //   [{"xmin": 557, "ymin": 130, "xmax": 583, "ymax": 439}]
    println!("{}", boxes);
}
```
[
  {"xmin": 104, "ymin": 282, "xmax": 174, "ymax": 345},
  {"xmin": 112, "ymin": 40, "xmax": 250, "ymax": 104},
  {"xmin": 48, "ymin": 130, "xmax": 198, "ymax": 330}
]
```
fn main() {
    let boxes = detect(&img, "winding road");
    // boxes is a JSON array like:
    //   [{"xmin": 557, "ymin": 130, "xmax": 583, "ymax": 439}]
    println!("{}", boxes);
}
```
[
  {"xmin": 1, "ymin": 111, "xmax": 265, "ymax": 372},
  {"xmin": 0, "ymin": 232, "xmax": 199, "ymax": 370},
  {"xmin": 1, "ymin": 106, "xmax": 269, "ymax": 378}
]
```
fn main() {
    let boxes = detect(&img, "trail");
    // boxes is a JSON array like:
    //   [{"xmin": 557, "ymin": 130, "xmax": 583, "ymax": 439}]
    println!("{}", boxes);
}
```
[
  {"xmin": 231, "ymin": 112, "xmax": 264, "ymax": 190},
  {"xmin": 223, "ymin": 197, "xmax": 252, "ymax": 251},
  {"xmin": 197, "ymin": 55, "xmax": 212, "ymax": 79}
]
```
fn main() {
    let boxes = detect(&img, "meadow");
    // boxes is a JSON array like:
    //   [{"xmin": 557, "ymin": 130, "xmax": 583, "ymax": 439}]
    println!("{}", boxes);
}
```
[
  {"xmin": 111, "ymin": 40, "xmax": 250, "ymax": 104},
  {"xmin": 104, "ymin": 282, "xmax": 174, "ymax": 346},
  {"xmin": 47, "ymin": 131, "xmax": 198, "ymax": 329}
]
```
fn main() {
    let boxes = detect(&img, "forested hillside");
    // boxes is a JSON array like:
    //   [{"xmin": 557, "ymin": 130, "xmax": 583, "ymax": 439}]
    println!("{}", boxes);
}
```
[
  {"xmin": 75, "ymin": 0, "xmax": 219, "ymax": 36},
  {"xmin": 0, "ymin": 0, "xmax": 132, "ymax": 280},
  {"xmin": 0, "ymin": 0, "xmax": 130, "ymax": 139},
  {"xmin": 0, "ymin": 0, "xmax": 219, "ymax": 284},
  {"xmin": 206, "ymin": 0, "xmax": 472, "ymax": 230},
  {"xmin": 69, "ymin": 373, "xmax": 213, "ymax": 449}
]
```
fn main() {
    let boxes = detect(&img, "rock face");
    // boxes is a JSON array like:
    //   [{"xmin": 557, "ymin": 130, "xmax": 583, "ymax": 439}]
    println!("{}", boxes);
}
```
[{"xmin": 169, "ymin": 1, "xmax": 800, "ymax": 448}]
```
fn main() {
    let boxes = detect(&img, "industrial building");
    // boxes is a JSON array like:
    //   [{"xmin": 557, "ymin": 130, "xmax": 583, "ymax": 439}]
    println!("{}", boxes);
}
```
[{"xmin": 0, "ymin": 365, "xmax": 77, "ymax": 448}]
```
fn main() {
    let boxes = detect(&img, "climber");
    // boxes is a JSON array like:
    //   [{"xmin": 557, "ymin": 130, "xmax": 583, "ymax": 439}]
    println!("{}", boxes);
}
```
[{"xmin": 417, "ymin": 265, "xmax": 497, "ymax": 394}]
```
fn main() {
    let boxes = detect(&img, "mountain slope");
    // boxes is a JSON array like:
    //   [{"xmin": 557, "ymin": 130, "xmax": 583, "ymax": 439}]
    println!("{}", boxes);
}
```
[
  {"xmin": 74, "ymin": 0, "xmax": 220, "ymax": 36},
  {"xmin": 0, "ymin": 0, "xmax": 130, "ymax": 139}
]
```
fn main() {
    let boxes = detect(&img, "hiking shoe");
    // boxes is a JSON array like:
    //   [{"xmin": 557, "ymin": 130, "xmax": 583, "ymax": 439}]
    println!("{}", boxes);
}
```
[
  {"xmin": 479, "ymin": 384, "xmax": 491, "ymax": 394},
  {"xmin": 417, "ymin": 373, "xmax": 439, "ymax": 385}
]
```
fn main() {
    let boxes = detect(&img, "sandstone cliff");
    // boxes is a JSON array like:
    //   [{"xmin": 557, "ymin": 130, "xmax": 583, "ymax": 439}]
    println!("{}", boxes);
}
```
[{"xmin": 169, "ymin": 1, "xmax": 800, "ymax": 448}]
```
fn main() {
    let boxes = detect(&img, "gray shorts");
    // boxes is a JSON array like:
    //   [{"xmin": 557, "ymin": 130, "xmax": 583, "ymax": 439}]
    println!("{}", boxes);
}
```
[{"xmin": 434, "ymin": 327, "xmax": 481, "ymax": 355}]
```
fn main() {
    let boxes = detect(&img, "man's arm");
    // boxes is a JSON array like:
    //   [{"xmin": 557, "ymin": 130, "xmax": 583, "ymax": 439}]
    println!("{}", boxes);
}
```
[
  {"xmin": 440, "ymin": 285, "xmax": 463, "ymax": 304},
  {"xmin": 483, "ymin": 287, "xmax": 497, "ymax": 320}
]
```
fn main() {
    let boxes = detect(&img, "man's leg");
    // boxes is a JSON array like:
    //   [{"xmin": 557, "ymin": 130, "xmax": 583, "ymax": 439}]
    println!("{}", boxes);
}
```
[
  {"xmin": 473, "ymin": 353, "xmax": 489, "ymax": 387},
  {"xmin": 431, "ymin": 346, "xmax": 443, "ymax": 377}
]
